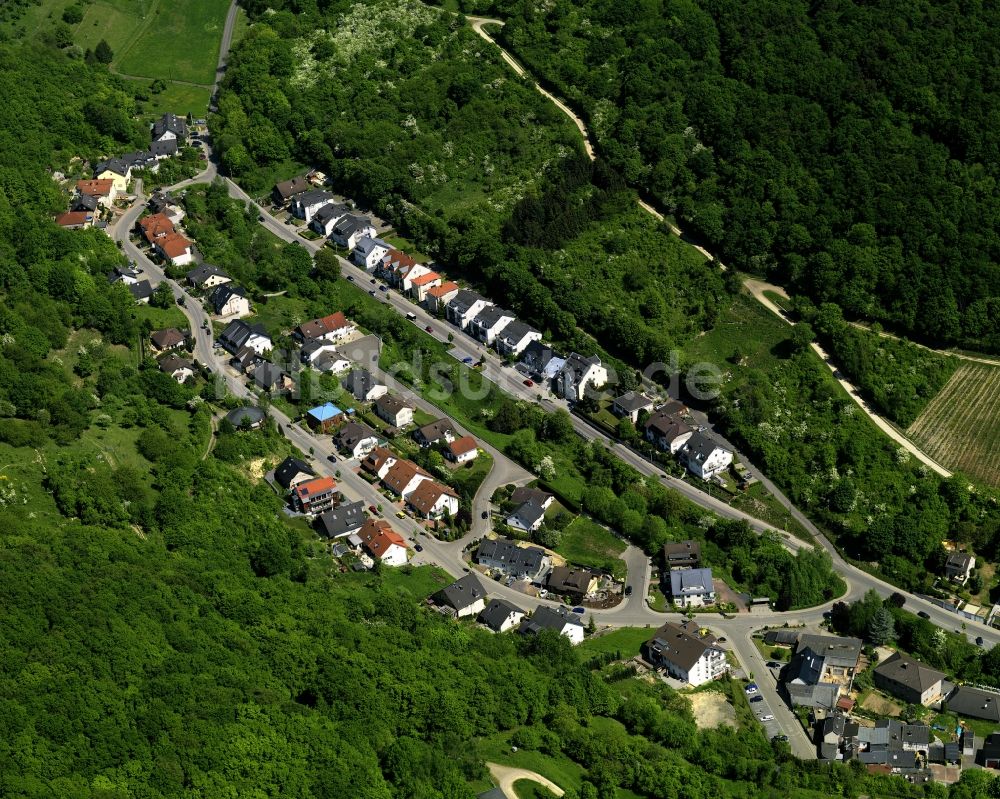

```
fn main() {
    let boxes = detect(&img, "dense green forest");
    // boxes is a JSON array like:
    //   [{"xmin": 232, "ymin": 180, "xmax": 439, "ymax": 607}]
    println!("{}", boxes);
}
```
[{"xmin": 479, "ymin": 0, "xmax": 1000, "ymax": 352}]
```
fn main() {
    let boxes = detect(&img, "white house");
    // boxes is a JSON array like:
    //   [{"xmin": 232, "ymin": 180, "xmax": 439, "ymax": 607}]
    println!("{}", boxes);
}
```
[
  {"xmin": 643, "ymin": 621, "xmax": 727, "ymax": 687},
  {"xmin": 210, "ymin": 284, "xmax": 251, "ymax": 318},
  {"xmin": 506, "ymin": 499, "xmax": 547, "ymax": 533},
  {"xmin": 408, "ymin": 270, "xmax": 442, "ymax": 302},
  {"xmin": 682, "ymin": 432, "xmax": 733, "ymax": 480},
  {"xmin": 186, "ymin": 263, "xmax": 231, "ymax": 290},
  {"xmin": 156, "ymin": 233, "xmax": 194, "ymax": 266},
  {"xmin": 352, "ymin": 236, "xmax": 391, "ymax": 270},
  {"xmin": 612, "ymin": 391, "xmax": 655, "ymax": 423},
  {"xmin": 358, "ymin": 519, "xmax": 408, "ymax": 567},
  {"xmin": 300, "ymin": 339, "xmax": 341, "ymax": 365},
  {"xmin": 374, "ymin": 394, "xmax": 414, "ymax": 429},
  {"xmin": 314, "ymin": 351, "xmax": 352, "ymax": 375},
  {"xmin": 478, "ymin": 599, "xmax": 526, "ymax": 633},
  {"xmin": 436, "ymin": 574, "xmax": 487, "ymax": 619},
  {"xmin": 331, "ymin": 215, "xmax": 376, "ymax": 250},
  {"xmin": 406, "ymin": 480, "xmax": 460, "ymax": 519},
  {"xmin": 558, "ymin": 353, "xmax": 608, "ymax": 402},
  {"xmin": 158, "ymin": 355, "xmax": 194, "ymax": 383},
  {"xmin": 445, "ymin": 435, "xmax": 478, "ymax": 464},
  {"xmin": 468, "ymin": 306, "xmax": 515, "ymax": 346},
  {"xmin": 295, "ymin": 312, "xmax": 355, "ymax": 343},
  {"xmin": 669, "ymin": 567, "xmax": 716, "ymax": 608},
  {"xmin": 292, "ymin": 190, "xmax": 337, "ymax": 223},
  {"xmin": 445, "ymin": 290, "xmax": 491, "ymax": 330},
  {"xmin": 397, "ymin": 263, "xmax": 433, "ymax": 293},
  {"xmin": 219, "ymin": 320, "xmax": 272, "ymax": 356},
  {"xmin": 381, "ymin": 459, "xmax": 432, "ymax": 498},
  {"xmin": 333, "ymin": 421, "xmax": 380, "ymax": 459},
  {"xmin": 310, "ymin": 203, "xmax": 351, "ymax": 236},
  {"xmin": 475, "ymin": 538, "xmax": 551, "ymax": 582},
  {"xmin": 645, "ymin": 413, "xmax": 693, "ymax": 454},
  {"xmin": 495, "ymin": 320, "xmax": 542, "ymax": 357},
  {"xmin": 344, "ymin": 369, "xmax": 387, "ymax": 403},
  {"xmin": 520, "ymin": 606, "xmax": 585, "ymax": 645},
  {"xmin": 151, "ymin": 113, "xmax": 188, "ymax": 143},
  {"xmin": 426, "ymin": 281, "xmax": 460, "ymax": 312},
  {"xmin": 361, "ymin": 446, "xmax": 398, "ymax": 480}
]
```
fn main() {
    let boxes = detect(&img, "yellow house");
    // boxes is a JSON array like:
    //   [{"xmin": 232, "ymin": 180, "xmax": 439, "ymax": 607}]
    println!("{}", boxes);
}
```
[{"xmin": 95, "ymin": 158, "xmax": 130, "ymax": 193}]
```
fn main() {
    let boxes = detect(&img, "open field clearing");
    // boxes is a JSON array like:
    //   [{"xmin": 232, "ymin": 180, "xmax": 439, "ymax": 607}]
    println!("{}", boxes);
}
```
[{"xmin": 908, "ymin": 363, "xmax": 1000, "ymax": 487}]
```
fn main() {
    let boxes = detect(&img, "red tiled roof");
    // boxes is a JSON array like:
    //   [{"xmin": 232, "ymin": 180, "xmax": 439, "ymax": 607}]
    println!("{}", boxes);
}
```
[
  {"xmin": 140, "ymin": 212, "xmax": 174, "ymax": 243},
  {"xmin": 410, "ymin": 271, "xmax": 441, "ymax": 287},
  {"xmin": 384, "ymin": 249, "xmax": 417, "ymax": 271},
  {"xmin": 76, "ymin": 179, "xmax": 114, "ymax": 197},
  {"xmin": 158, "ymin": 232, "xmax": 191, "ymax": 258},
  {"xmin": 407, "ymin": 480, "xmax": 459, "ymax": 515},
  {"xmin": 294, "ymin": 476, "xmax": 337, "ymax": 502},
  {"xmin": 447, "ymin": 435, "xmax": 478, "ymax": 457},
  {"xmin": 357, "ymin": 519, "xmax": 406, "ymax": 558},
  {"xmin": 428, "ymin": 281, "xmax": 459, "ymax": 298},
  {"xmin": 55, "ymin": 211, "xmax": 90, "ymax": 227},
  {"xmin": 297, "ymin": 311, "xmax": 352, "ymax": 339}
]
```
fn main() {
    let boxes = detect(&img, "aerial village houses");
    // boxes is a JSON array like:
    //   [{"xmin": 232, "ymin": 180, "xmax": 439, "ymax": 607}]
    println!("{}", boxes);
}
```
[
  {"xmin": 209, "ymin": 284, "xmax": 251, "ymax": 318},
  {"xmin": 945, "ymin": 551, "xmax": 976, "ymax": 584},
  {"xmin": 357, "ymin": 519, "xmax": 408, "ymax": 566},
  {"xmin": 446, "ymin": 290, "xmax": 491, "ymax": 329},
  {"xmin": 478, "ymin": 599, "xmax": 526, "ymax": 634},
  {"xmin": 306, "ymin": 402, "xmax": 345, "ymax": 433},
  {"xmin": 645, "ymin": 412, "xmax": 694, "ymax": 453},
  {"xmin": 642, "ymin": 620, "xmax": 727, "ymax": 687},
  {"xmin": 219, "ymin": 320, "xmax": 272, "ymax": 356},
  {"xmin": 186, "ymin": 264, "xmax": 231, "ymax": 290},
  {"xmin": 158, "ymin": 356, "xmax": 194, "ymax": 383},
  {"xmin": 291, "ymin": 476, "xmax": 339, "ymax": 514},
  {"xmin": 476, "ymin": 538, "xmax": 551, "ymax": 582},
  {"xmin": 310, "ymin": 202, "xmax": 351, "ymax": 237},
  {"xmin": 55, "ymin": 211, "xmax": 92, "ymax": 229},
  {"xmin": 669, "ymin": 567, "xmax": 716, "ymax": 608},
  {"xmin": 873, "ymin": 653, "xmax": 947, "ymax": 706},
  {"xmin": 406, "ymin": 480, "xmax": 459, "ymax": 520},
  {"xmin": 612, "ymin": 391, "xmax": 655, "ymax": 423},
  {"xmin": 520, "ymin": 342, "xmax": 565, "ymax": 383},
  {"xmin": 557, "ymin": 353, "xmax": 608, "ymax": 401},
  {"xmin": 344, "ymin": 368, "xmax": 387, "ymax": 403},
  {"xmin": 353, "ymin": 236, "xmax": 392, "ymax": 270},
  {"xmin": 408, "ymin": 270, "xmax": 442, "ymax": 302},
  {"xmin": 426, "ymin": 281, "xmax": 459, "ymax": 312},
  {"xmin": 150, "ymin": 328, "xmax": 186, "ymax": 353},
  {"xmin": 663, "ymin": 540, "xmax": 701, "ymax": 569},
  {"xmin": 682, "ymin": 432, "xmax": 734, "ymax": 480},
  {"xmin": 546, "ymin": 566, "xmax": 600, "ymax": 600},
  {"xmin": 295, "ymin": 312, "xmax": 355, "ymax": 344},
  {"xmin": 331, "ymin": 215, "xmax": 376, "ymax": 250},
  {"xmin": 495, "ymin": 320, "xmax": 542, "ymax": 358},
  {"xmin": 382, "ymin": 459, "xmax": 432, "ymax": 499},
  {"xmin": 785, "ymin": 634, "xmax": 863, "ymax": 710},
  {"xmin": 253, "ymin": 363, "xmax": 294, "ymax": 394},
  {"xmin": 520, "ymin": 606, "xmax": 585, "ymax": 645},
  {"xmin": 374, "ymin": 394, "xmax": 414, "ymax": 429},
  {"xmin": 273, "ymin": 456, "xmax": 316, "ymax": 491},
  {"xmin": 435, "ymin": 574, "xmax": 487, "ymax": 618},
  {"xmin": 414, "ymin": 418, "xmax": 457, "ymax": 448},
  {"xmin": 292, "ymin": 190, "xmax": 337, "ymax": 222},
  {"xmin": 333, "ymin": 421, "xmax": 381, "ymax": 459},
  {"xmin": 445, "ymin": 435, "xmax": 478, "ymax": 464},
  {"xmin": 506, "ymin": 498, "xmax": 548, "ymax": 533},
  {"xmin": 272, "ymin": 175, "xmax": 311, "ymax": 206},
  {"xmin": 469, "ymin": 306, "xmax": 515, "ymax": 345},
  {"xmin": 76, "ymin": 178, "xmax": 116, "ymax": 206},
  {"xmin": 94, "ymin": 157, "xmax": 130, "ymax": 193},
  {"xmin": 318, "ymin": 501, "xmax": 366, "ymax": 539},
  {"xmin": 151, "ymin": 112, "xmax": 188, "ymax": 144},
  {"xmin": 361, "ymin": 446, "xmax": 397, "ymax": 480}
]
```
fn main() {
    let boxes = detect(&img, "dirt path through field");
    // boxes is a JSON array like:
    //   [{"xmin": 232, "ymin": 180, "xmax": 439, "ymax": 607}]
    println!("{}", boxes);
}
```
[{"xmin": 486, "ymin": 763, "xmax": 565, "ymax": 799}]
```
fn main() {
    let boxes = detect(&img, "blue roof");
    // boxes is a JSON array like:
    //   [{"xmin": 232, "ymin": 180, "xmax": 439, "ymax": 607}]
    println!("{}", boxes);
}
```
[{"xmin": 307, "ymin": 402, "xmax": 342, "ymax": 422}]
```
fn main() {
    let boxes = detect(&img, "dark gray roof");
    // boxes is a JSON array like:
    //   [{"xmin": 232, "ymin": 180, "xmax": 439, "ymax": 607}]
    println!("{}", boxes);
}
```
[
  {"xmin": 946, "ymin": 686, "xmax": 1000, "ymax": 721},
  {"xmin": 507, "ymin": 499, "xmax": 546, "ymax": 529},
  {"xmin": 521, "ymin": 605, "xmax": 583, "ymax": 636},
  {"xmin": 72, "ymin": 193, "xmax": 99, "ymax": 212},
  {"xmin": 273, "ymin": 456, "xmax": 315, "ymax": 489},
  {"xmin": 497, "ymin": 319, "xmax": 539, "ymax": 345},
  {"xmin": 158, "ymin": 355, "xmax": 192, "ymax": 375},
  {"xmin": 436, "ymin": 573, "xmax": 487, "ymax": 611},
  {"xmin": 334, "ymin": 421, "xmax": 378, "ymax": 451},
  {"xmin": 520, "ymin": 341, "xmax": 560, "ymax": 370},
  {"xmin": 128, "ymin": 280, "xmax": 154, "ymax": 300},
  {"xmin": 96, "ymin": 157, "xmax": 129, "ymax": 176},
  {"xmin": 121, "ymin": 150, "xmax": 157, "ymax": 169},
  {"xmin": 295, "ymin": 190, "xmax": 336, "ymax": 207},
  {"xmin": 253, "ymin": 362, "xmax": 286, "ymax": 391},
  {"xmin": 225, "ymin": 406, "xmax": 265, "ymax": 427},
  {"xmin": 663, "ymin": 539, "xmax": 700, "ymax": 565},
  {"xmin": 509, "ymin": 487, "xmax": 552, "ymax": 507},
  {"xmin": 187, "ymin": 263, "xmax": 230, "ymax": 285},
  {"xmin": 645, "ymin": 411, "xmax": 692, "ymax": 441},
  {"xmin": 669, "ymin": 567, "xmax": 714, "ymax": 596},
  {"xmin": 344, "ymin": 368, "xmax": 384, "ymax": 400},
  {"xmin": 547, "ymin": 566, "xmax": 598, "ymax": 594},
  {"xmin": 149, "ymin": 138, "xmax": 178, "ymax": 157},
  {"xmin": 644, "ymin": 621, "xmax": 719, "ymax": 671},
  {"xmin": 332, "ymin": 214, "xmax": 373, "ymax": 238},
  {"xmin": 476, "ymin": 538, "xmax": 548, "ymax": 575},
  {"xmin": 614, "ymin": 391, "xmax": 654, "ymax": 413},
  {"xmin": 787, "ymin": 649, "xmax": 825, "ymax": 685},
  {"xmin": 478, "ymin": 598, "xmax": 525, "ymax": 632},
  {"xmin": 313, "ymin": 202, "xmax": 351, "ymax": 226},
  {"xmin": 684, "ymin": 431, "xmax": 726, "ymax": 461},
  {"xmin": 874, "ymin": 652, "xmax": 946, "ymax": 693},
  {"xmin": 787, "ymin": 682, "xmax": 838, "ymax": 710},
  {"xmin": 219, "ymin": 319, "xmax": 268, "ymax": 353},
  {"xmin": 108, "ymin": 265, "xmax": 140, "ymax": 283},
  {"xmin": 414, "ymin": 418, "xmax": 457, "ymax": 444},
  {"xmin": 210, "ymin": 283, "xmax": 248, "ymax": 313},
  {"xmin": 318, "ymin": 501, "xmax": 366, "ymax": 538},
  {"xmin": 763, "ymin": 629, "xmax": 801, "ymax": 646},
  {"xmin": 152, "ymin": 113, "xmax": 188, "ymax": 140},
  {"xmin": 797, "ymin": 634, "xmax": 863, "ymax": 670},
  {"xmin": 374, "ymin": 393, "xmax": 410, "ymax": 417},
  {"xmin": 470, "ymin": 305, "xmax": 512, "ymax": 329},
  {"xmin": 274, "ymin": 175, "xmax": 311, "ymax": 201},
  {"xmin": 447, "ymin": 289, "xmax": 488, "ymax": 315}
]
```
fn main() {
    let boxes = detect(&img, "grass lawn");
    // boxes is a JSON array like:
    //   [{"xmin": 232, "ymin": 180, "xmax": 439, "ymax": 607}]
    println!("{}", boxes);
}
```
[
  {"xmin": 557, "ymin": 516, "xmax": 626, "ymax": 578},
  {"xmin": 0, "ymin": 443, "xmax": 64, "ymax": 525},
  {"xmin": 730, "ymin": 483, "xmax": 811, "ymax": 542},
  {"xmin": 134, "ymin": 302, "xmax": 189, "ymax": 331},
  {"xmin": 578, "ymin": 627, "xmax": 652, "ymax": 658},
  {"xmin": 472, "ymin": 730, "xmax": 584, "ymax": 795},
  {"xmin": 381, "ymin": 234, "xmax": 430, "ymax": 263},
  {"xmin": 684, "ymin": 292, "xmax": 789, "ymax": 378},
  {"xmin": 116, "ymin": 0, "xmax": 232, "ymax": 85},
  {"xmin": 129, "ymin": 79, "xmax": 213, "ymax": 119},
  {"xmin": 646, "ymin": 584, "xmax": 670, "ymax": 612},
  {"xmin": 753, "ymin": 638, "xmax": 790, "ymax": 663},
  {"xmin": 248, "ymin": 295, "xmax": 314, "ymax": 335}
]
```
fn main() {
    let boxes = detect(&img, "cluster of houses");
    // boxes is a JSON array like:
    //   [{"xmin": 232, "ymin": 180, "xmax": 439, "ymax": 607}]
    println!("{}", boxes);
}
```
[
  {"xmin": 58, "ymin": 113, "xmax": 189, "ymax": 231},
  {"xmin": 474, "ymin": 533, "xmax": 606, "ymax": 603},
  {"xmin": 430, "ymin": 572, "xmax": 586, "ymax": 643},
  {"xmin": 662, "ymin": 540, "xmax": 717, "ymax": 608},
  {"xmin": 148, "ymin": 326, "xmax": 195, "ymax": 383},
  {"xmin": 272, "ymin": 173, "xmax": 381, "ymax": 249},
  {"xmin": 361, "ymin": 446, "xmax": 460, "ymax": 520},
  {"xmin": 272, "ymin": 455, "xmax": 408, "ymax": 567}
]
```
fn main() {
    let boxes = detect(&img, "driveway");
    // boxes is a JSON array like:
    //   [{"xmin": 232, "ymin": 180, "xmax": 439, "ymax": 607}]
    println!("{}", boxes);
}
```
[{"xmin": 485, "ymin": 762, "xmax": 564, "ymax": 799}]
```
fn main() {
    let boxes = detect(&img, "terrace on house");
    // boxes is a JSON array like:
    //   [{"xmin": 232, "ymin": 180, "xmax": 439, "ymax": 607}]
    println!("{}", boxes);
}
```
[
  {"xmin": 291, "ymin": 476, "xmax": 339, "ymax": 514},
  {"xmin": 669, "ymin": 567, "xmax": 716, "ymax": 608},
  {"xmin": 642, "ymin": 620, "xmax": 727, "ymax": 687}
]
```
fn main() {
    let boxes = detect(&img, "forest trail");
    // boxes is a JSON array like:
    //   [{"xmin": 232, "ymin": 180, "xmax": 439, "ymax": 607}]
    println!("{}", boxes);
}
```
[
  {"xmin": 485, "ymin": 763, "xmax": 565, "ymax": 799},
  {"xmin": 745, "ymin": 280, "xmax": 952, "ymax": 478},
  {"xmin": 847, "ymin": 320, "xmax": 1000, "ymax": 367}
]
